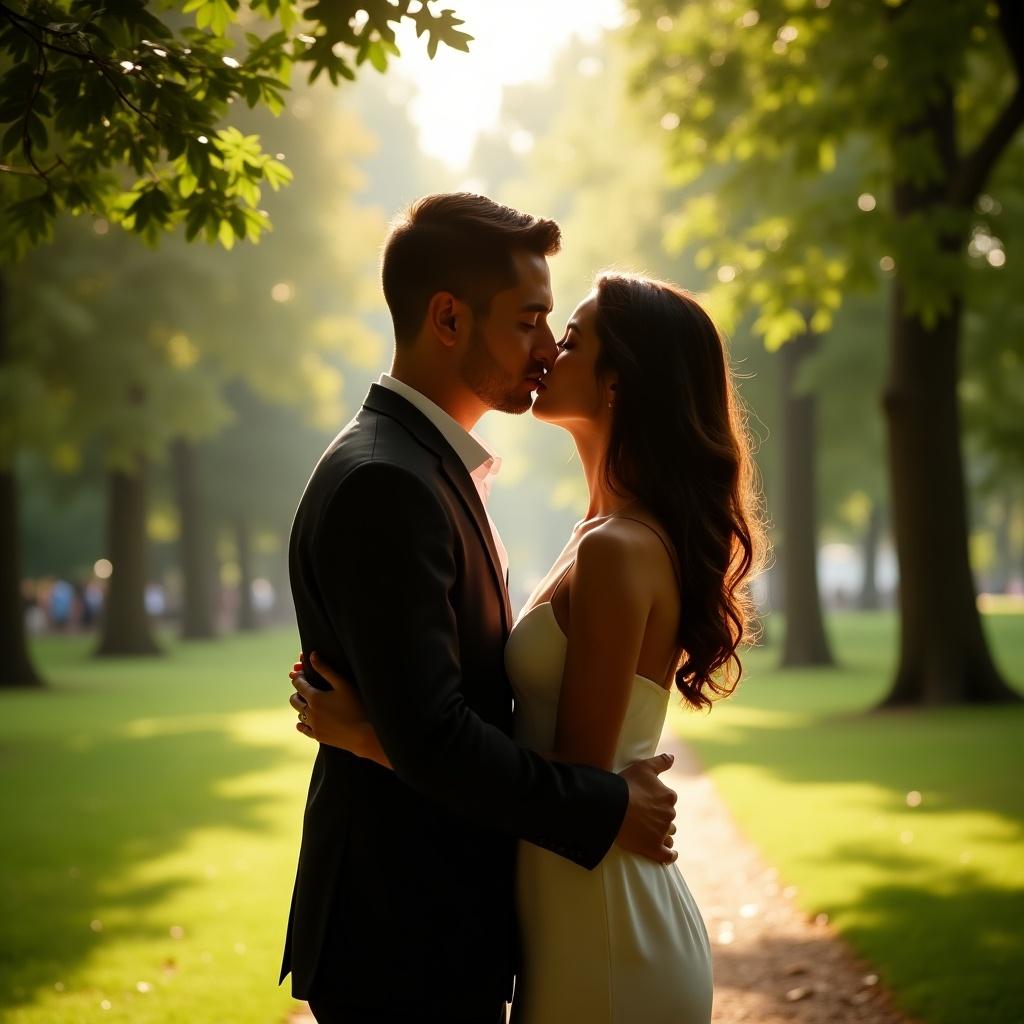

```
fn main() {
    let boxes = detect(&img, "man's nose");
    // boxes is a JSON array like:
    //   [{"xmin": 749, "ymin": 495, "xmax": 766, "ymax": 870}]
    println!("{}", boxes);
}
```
[{"xmin": 534, "ymin": 326, "xmax": 558, "ymax": 369}]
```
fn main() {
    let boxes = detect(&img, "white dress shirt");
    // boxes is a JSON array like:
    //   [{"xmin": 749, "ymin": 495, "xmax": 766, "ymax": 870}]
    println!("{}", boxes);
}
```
[{"xmin": 377, "ymin": 374, "xmax": 509, "ymax": 582}]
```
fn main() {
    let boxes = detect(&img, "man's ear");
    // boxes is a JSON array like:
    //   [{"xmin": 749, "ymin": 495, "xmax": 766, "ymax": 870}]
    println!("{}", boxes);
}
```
[{"xmin": 426, "ymin": 292, "xmax": 461, "ymax": 347}]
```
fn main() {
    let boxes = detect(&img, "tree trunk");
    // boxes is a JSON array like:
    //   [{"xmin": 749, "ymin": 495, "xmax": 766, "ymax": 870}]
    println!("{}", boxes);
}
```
[
  {"xmin": 778, "ymin": 331, "xmax": 834, "ymax": 667},
  {"xmin": 96, "ymin": 464, "xmax": 161, "ymax": 656},
  {"xmin": 858, "ymin": 500, "xmax": 883, "ymax": 610},
  {"xmin": 172, "ymin": 439, "xmax": 218, "ymax": 639},
  {"xmin": 235, "ymin": 517, "xmax": 258, "ymax": 632},
  {"xmin": 0, "ymin": 271, "xmax": 43, "ymax": 687},
  {"xmin": 881, "ymin": 285, "xmax": 1016, "ymax": 705},
  {"xmin": 0, "ymin": 467, "xmax": 43, "ymax": 687},
  {"xmin": 879, "ymin": 83, "xmax": 1018, "ymax": 706}
]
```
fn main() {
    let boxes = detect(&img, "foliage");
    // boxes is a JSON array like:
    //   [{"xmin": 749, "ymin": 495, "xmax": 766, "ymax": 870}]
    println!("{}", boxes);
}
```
[
  {"xmin": 6, "ymin": 213, "xmax": 230, "ymax": 472},
  {"xmin": 961, "ymin": 138, "xmax": 1024, "ymax": 486},
  {"xmin": 0, "ymin": 0, "xmax": 471, "ymax": 259},
  {"xmin": 627, "ymin": 0, "xmax": 1023, "ymax": 344},
  {"xmin": 4, "ymin": 78, "xmax": 384, "ymax": 478}
]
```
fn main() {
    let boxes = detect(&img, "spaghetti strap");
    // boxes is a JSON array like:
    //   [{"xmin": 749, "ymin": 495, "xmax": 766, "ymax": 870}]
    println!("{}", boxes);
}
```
[{"xmin": 547, "ymin": 555, "xmax": 576, "ymax": 607}]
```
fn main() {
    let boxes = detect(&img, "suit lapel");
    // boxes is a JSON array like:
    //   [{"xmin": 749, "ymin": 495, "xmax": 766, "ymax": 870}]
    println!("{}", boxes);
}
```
[
  {"xmin": 363, "ymin": 385, "xmax": 513, "ymax": 633},
  {"xmin": 436, "ymin": 459, "xmax": 514, "ymax": 632}
]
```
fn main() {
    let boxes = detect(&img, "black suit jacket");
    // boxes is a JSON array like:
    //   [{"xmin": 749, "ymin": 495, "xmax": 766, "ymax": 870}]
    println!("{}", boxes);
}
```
[{"xmin": 280, "ymin": 384, "xmax": 628, "ymax": 1014}]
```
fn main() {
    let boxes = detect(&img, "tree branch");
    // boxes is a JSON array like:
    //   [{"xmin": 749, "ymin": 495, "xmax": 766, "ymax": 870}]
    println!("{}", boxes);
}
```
[
  {"xmin": 945, "ymin": 0, "xmax": 1024, "ymax": 207},
  {"xmin": 0, "ymin": 2, "xmax": 84, "ymax": 38},
  {"xmin": 0, "ymin": 161, "xmax": 58, "ymax": 174},
  {"xmin": 949, "ymin": 84, "xmax": 1024, "ymax": 207},
  {"xmin": 996, "ymin": 0, "xmax": 1024, "ymax": 80},
  {"xmin": 0, "ymin": 4, "xmax": 160, "ymax": 132}
]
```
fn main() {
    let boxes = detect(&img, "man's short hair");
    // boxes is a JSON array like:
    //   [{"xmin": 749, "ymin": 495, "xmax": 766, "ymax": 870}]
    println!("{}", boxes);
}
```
[{"xmin": 381, "ymin": 193, "xmax": 561, "ymax": 345}]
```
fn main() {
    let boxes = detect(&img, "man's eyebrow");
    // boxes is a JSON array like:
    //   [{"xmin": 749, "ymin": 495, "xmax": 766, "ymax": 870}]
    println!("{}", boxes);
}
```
[{"xmin": 520, "ymin": 302, "xmax": 553, "ymax": 313}]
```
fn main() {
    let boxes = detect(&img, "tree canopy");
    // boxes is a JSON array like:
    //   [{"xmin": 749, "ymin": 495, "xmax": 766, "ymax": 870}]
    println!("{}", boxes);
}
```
[{"xmin": 0, "ymin": 0, "xmax": 471, "ymax": 259}]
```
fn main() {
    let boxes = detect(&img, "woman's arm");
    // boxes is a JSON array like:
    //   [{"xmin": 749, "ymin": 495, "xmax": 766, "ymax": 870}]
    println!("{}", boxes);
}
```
[{"xmin": 553, "ymin": 525, "xmax": 654, "ymax": 771}]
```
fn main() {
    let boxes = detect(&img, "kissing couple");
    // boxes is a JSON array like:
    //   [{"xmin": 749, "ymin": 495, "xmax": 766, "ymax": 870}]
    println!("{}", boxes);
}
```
[{"xmin": 280, "ymin": 193, "xmax": 762, "ymax": 1023}]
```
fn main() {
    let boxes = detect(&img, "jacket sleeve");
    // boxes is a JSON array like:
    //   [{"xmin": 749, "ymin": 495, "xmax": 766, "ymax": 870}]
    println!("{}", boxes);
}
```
[{"xmin": 310, "ymin": 460, "xmax": 628, "ymax": 870}]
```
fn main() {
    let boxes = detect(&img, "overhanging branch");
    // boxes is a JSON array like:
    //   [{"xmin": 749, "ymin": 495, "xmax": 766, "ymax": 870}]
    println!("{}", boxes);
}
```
[
  {"xmin": 996, "ymin": 0, "xmax": 1024, "ymax": 79},
  {"xmin": 949, "ymin": 85, "xmax": 1024, "ymax": 207},
  {"xmin": 945, "ymin": 0, "xmax": 1024, "ymax": 207}
]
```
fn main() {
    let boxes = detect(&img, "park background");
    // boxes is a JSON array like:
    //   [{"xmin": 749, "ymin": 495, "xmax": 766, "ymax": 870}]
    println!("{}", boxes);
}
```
[{"xmin": 1, "ymin": 1, "xmax": 1022, "ymax": 1022}]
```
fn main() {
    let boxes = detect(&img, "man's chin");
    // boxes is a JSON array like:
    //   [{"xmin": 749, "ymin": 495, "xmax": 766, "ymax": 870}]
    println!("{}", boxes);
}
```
[
  {"xmin": 492, "ymin": 395, "xmax": 533, "ymax": 416},
  {"xmin": 466, "ymin": 373, "xmax": 537, "ymax": 415}
]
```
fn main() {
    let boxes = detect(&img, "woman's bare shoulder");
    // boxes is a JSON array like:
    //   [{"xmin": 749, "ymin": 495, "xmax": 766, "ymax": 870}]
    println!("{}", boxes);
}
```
[{"xmin": 576, "ymin": 511, "xmax": 677, "ymax": 591}]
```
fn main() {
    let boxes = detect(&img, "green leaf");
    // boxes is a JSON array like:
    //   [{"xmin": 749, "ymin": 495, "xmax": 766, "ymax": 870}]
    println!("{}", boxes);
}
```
[
  {"xmin": 184, "ymin": 203, "xmax": 208, "ymax": 242},
  {"xmin": 0, "ymin": 121, "xmax": 21, "ymax": 157},
  {"xmin": 178, "ymin": 170, "xmax": 199, "ymax": 198},
  {"xmin": 217, "ymin": 217, "xmax": 236, "ymax": 249},
  {"xmin": 262, "ymin": 158, "xmax": 292, "ymax": 190}
]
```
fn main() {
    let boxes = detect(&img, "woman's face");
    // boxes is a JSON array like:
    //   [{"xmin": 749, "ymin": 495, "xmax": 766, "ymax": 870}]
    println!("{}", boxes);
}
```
[{"xmin": 531, "ymin": 291, "xmax": 613, "ymax": 426}]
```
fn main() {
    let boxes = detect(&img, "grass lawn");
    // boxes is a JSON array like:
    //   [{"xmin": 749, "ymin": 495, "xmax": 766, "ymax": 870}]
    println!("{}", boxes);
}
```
[
  {"xmin": 0, "ymin": 628, "xmax": 310, "ymax": 1024},
  {"xmin": 668, "ymin": 610, "xmax": 1024, "ymax": 1024},
  {"xmin": 2, "ymin": 614, "xmax": 1021, "ymax": 1024}
]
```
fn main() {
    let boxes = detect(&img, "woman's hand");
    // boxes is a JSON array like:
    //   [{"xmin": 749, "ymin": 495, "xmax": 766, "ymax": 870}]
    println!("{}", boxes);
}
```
[{"xmin": 289, "ymin": 651, "xmax": 391, "ymax": 768}]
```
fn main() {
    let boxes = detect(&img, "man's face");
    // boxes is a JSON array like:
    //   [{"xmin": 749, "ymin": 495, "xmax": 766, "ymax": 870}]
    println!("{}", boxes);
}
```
[{"xmin": 460, "ymin": 250, "xmax": 557, "ymax": 414}]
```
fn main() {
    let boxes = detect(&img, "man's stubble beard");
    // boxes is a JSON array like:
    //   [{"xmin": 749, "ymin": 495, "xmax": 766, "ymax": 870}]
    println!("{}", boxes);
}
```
[{"xmin": 460, "ymin": 323, "xmax": 533, "ymax": 415}]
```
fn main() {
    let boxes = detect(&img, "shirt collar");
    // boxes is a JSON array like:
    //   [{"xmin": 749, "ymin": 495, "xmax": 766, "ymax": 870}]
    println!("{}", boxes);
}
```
[{"xmin": 377, "ymin": 373, "xmax": 501, "ymax": 479}]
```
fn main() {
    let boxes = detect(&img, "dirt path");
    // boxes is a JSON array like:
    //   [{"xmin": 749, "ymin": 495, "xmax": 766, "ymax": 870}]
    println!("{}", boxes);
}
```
[
  {"xmin": 663, "ymin": 735, "xmax": 917, "ymax": 1024},
  {"xmin": 289, "ymin": 738, "xmax": 918, "ymax": 1024}
]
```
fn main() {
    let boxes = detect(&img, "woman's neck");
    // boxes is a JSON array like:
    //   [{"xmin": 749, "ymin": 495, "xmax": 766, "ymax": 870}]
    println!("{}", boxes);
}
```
[{"xmin": 572, "ymin": 426, "xmax": 636, "ymax": 520}]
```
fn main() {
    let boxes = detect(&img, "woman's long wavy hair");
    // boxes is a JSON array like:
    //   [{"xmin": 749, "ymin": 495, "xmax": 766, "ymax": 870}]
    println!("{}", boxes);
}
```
[{"xmin": 594, "ymin": 273, "xmax": 767, "ymax": 711}]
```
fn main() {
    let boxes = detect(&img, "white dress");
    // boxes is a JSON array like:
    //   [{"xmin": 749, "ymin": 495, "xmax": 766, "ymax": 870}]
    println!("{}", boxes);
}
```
[{"xmin": 505, "ymin": 601, "xmax": 714, "ymax": 1024}]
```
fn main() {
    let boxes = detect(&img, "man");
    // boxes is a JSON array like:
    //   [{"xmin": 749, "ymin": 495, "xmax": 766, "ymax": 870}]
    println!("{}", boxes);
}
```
[{"xmin": 282, "ymin": 194, "xmax": 677, "ymax": 1023}]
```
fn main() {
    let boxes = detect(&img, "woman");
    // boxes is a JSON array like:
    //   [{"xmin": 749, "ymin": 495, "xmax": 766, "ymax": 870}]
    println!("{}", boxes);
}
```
[{"xmin": 289, "ymin": 272, "xmax": 764, "ymax": 1024}]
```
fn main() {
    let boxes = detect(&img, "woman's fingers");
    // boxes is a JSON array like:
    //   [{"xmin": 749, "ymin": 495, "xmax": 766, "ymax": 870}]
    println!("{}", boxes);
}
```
[
  {"xmin": 291, "ymin": 653, "xmax": 317, "ymax": 741},
  {"xmin": 291, "ymin": 672, "xmax": 317, "ymax": 701}
]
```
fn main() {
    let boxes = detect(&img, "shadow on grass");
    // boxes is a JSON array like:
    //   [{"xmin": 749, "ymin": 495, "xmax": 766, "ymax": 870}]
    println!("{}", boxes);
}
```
[
  {"xmin": 0, "ymin": 694, "xmax": 296, "ymax": 1015},
  {"xmin": 687, "ymin": 690, "xmax": 1024, "ymax": 837},
  {"xmin": 819, "ymin": 844, "xmax": 1024, "ymax": 1024},
  {"xmin": 709, "ymin": 877, "xmax": 1022, "ymax": 1024}
]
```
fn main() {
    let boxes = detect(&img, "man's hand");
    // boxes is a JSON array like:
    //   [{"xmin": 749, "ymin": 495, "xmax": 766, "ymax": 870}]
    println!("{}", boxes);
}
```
[{"xmin": 615, "ymin": 753, "xmax": 679, "ymax": 864}]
